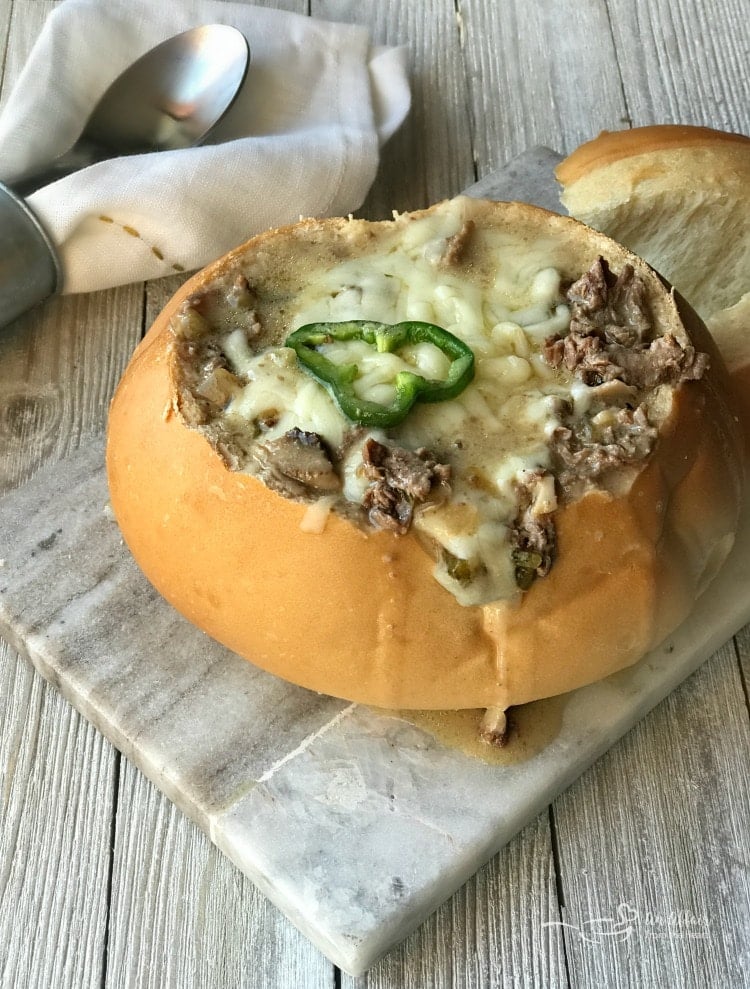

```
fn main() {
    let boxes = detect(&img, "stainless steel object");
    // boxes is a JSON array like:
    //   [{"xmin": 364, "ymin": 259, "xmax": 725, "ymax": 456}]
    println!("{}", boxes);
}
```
[
  {"xmin": 0, "ymin": 184, "xmax": 60, "ymax": 327},
  {"xmin": 11, "ymin": 25, "xmax": 250, "ymax": 197},
  {"xmin": 0, "ymin": 25, "xmax": 249, "ymax": 329}
]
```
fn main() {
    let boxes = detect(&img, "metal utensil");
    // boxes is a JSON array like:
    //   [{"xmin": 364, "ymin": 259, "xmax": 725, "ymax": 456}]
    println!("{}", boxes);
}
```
[
  {"xmin": 0, "ymin": 187, "xmax": 61, "ymax": 327},
  {"xmin": 12, "ymin": 25, "xmax": 249, "ymax": 196},
  {"xmin": 0, "ymin": 24, "xmax": 249, "ymax": 328}
]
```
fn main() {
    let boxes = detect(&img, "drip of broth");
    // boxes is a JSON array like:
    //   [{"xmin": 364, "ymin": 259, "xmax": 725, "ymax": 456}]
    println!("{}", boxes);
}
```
[{"xmin": 380, "ymin": 693, "xmax": 568, "ymax": 766}]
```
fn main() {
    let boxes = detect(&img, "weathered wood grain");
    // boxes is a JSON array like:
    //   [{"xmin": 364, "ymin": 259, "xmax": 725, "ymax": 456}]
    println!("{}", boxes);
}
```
[
  {"xmin": 105, "ymin": 759, "xmax": 333, "ymax": 989},
  {"xmin": 0, "ymin": 0, "xmax": 56, "ymax": 115},
  {"xmin": 0, "ymin": 641, "xmax": 114, "ymax": 989},
  {"xmin": 607, "ymin": 0, "xmax": 750, "ymax": 131},
  {"xmin": 0, "ymin": 286, "xmax": 146, "ymax": 492},
  {"xmin": 0, "ymin": 1, "xmax": 11, "ymax": 98},
  {"xmin": 456, "ymin": 0, "xmax": 628, "ymax": 163},
  {"xmin": 551, "ymin": 641, "xmax": 750, "ymax": 988},
  {"xmin": 0, "ymin": 4, "xmax": 143, "ymax": 989},
  {"xmin": 342, "ymin": 813, "xmax": 567, "ymax": 989}
]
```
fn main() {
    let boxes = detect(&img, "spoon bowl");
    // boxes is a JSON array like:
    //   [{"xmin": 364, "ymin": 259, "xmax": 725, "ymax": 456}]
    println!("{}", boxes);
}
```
[
  {"xmin": 86, "ymin": 25, "xmax": 250, "ymax": 155},
  {"xmin": 11, "ymin": 24, "xmax": 249, "ymax": 196}
]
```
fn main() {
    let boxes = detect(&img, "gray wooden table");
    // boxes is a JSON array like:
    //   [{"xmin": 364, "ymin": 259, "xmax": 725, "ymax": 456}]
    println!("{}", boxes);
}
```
[{"xmin": 1, "ymin": 1, "xmax": 749, "ymax": 987}]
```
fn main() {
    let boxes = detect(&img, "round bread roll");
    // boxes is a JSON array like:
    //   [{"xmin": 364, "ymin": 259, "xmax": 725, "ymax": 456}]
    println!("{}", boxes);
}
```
[
  {"xmin": 106, "ymin": 197, "xmax": 743, "ymax": 715},
  {"xmin": 556, "ymin": 124, "xmax": 750, "ymax": 442}
]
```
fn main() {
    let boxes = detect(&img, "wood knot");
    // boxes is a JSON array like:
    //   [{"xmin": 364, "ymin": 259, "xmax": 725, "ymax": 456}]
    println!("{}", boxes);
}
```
[{"xmin": 0, "ymin": 389, "xmax": 62, "ymax": 444}]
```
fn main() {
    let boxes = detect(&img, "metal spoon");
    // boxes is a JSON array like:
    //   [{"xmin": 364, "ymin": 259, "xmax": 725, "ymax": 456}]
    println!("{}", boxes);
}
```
[
  {"xmin": 12, "ymin": 25, "xmax": 250, "ymax": 197},
  {"xmin": 0, "ymin": 24, "xmax": 249, "ymax": 328}
]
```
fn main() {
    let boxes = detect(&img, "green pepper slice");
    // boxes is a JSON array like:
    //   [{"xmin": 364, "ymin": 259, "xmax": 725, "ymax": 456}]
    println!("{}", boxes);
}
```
[{"xmin": 285, "ymin": 320, "xmax": 475, "ymax": 428}]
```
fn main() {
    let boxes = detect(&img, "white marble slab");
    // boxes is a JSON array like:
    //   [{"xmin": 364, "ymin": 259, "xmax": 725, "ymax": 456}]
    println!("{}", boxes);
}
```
[{"xmin": 1, "ymin": 150, "xmax": 749, "ymax": 975}]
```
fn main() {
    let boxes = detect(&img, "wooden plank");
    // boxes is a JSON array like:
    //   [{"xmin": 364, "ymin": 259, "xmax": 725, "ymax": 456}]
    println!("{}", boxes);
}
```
[
  {"xmin": 0, "ymin": 0, "xmax": 57, "ymax": 114},
  {"xmin": 314, "ymin": 0, "xmax": 475, "ymax": 216},
  {"xmin": 0, "ymin": 641, "xmax": 115, "ymax": 989},
  {"xmin": 342, "ymin": 813, "xmax": 566, "ymax": 989},
  {"xmin": 606, "ymin": 0, "xmax": 750, "ymax": 130},
  {"xmin": 0, "ymin": 0, "xmax": 12, "ymax": 100},
  {"xmin": 550, "ymin": 641, "xmax": 750, "ymax": 988},
  {"xmin": 542, "ymin": 4, "xmax": 750, "ymax": 985},
  {"xmin": 104, "ymin": 760, "xmax": 333, "ymax": 989},
  {"xmin": 0, "ymin": 3, "xmax": 144, "ymax": 988},
  {"xmin": 457, "ymin": 0, "xmax": 629, "ymax": 162},
  {"xmin": 0, "ymin": 286, "xmax": 145, "ymax": 492},
  {"xmin": 318, "ymin": 3, "xmax": 569, "ymax": 986}
]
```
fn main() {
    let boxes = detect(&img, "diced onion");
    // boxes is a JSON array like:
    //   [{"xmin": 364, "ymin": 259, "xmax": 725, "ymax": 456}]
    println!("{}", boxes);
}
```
[{"xmin": 300, "ymin": 495, "xmax": 337, "ymax": 534}]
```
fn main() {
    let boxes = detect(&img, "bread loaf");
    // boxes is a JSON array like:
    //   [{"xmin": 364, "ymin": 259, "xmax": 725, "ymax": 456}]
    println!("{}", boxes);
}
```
[
  {"xmin": 106, "ymin": 197, "xmax": 743, "ymax": 715},
  {"xmin": 557, "ymin": 124, "xmax": 750, "ymax": 439}
]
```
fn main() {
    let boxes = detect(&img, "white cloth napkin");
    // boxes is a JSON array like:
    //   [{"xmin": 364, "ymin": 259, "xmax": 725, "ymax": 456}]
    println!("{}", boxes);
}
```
[{"xmin": 0, "ymin": 0, "xmax": 410, "ymax": 294}]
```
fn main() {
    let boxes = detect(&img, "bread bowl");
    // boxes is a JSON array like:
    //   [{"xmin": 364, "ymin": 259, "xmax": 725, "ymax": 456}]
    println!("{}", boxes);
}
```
[
  {"xmin": 556, "ymin": 124, "xmax": 750, "ymax": 446},
  {"xmin": 106, "ymin": 196, "xmax": 743, "ymax": 731}
]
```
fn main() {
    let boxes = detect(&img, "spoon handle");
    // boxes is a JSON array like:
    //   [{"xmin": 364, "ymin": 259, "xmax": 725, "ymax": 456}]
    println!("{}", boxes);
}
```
[{"xmin": 0, "ymin": 183, "xmax": 61, "ymax": 327}]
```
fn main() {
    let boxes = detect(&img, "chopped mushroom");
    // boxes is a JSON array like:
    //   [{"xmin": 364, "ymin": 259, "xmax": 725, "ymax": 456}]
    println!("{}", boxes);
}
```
[
  {"xmin": 195, "ymin": 366, "xmax": 242, "ymax": 406},
  {"xmin": 259, "ymin": 428, "xmax": 341, "ymax": 496}
]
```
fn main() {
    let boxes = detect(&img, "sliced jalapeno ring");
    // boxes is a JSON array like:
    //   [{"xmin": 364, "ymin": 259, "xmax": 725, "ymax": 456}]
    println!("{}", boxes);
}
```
[{"xmin": 285, "ymin": 319, "xmax": 475, "ymax": 428}]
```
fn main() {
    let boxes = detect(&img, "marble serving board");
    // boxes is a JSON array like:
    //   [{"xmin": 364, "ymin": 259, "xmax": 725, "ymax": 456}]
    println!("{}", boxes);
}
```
[{"xmin": 2, "ymin": 149, "xmax": 750, "ymax": 976}]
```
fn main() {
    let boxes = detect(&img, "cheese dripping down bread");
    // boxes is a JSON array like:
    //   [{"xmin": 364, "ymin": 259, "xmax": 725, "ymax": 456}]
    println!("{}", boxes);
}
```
[{"xmin": 106, "ymin": 198, "xmax": 743, "ymax": 726}]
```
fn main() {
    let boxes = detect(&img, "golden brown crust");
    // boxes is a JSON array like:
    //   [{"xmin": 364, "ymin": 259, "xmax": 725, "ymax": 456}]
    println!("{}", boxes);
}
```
[
  {"xmin": 106, "ymin": 200, "xmax": 743, "ymax": 710},
  {"xmin": 555, "ymin": 124, "xmax": 750, "ymax": 186},
  {"xmin": 557, "ymin": 125, "xmax": 750, "ymax": 349}
]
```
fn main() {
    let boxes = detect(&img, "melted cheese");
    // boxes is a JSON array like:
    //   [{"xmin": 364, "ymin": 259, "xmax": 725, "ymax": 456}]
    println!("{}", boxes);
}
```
[{"xmin": 220, "ymin": 199, "xmax": 596, "ymax": 605}]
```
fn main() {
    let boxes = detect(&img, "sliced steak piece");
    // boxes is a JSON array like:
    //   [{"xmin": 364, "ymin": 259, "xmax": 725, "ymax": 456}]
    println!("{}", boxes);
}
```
[
  {"xmin": 545, "ymin": 257, "xmax": 709, "ymax": 389},
  {"xmin": 361, "ymin": 438, "xmax": 451, "ymax": 534}
]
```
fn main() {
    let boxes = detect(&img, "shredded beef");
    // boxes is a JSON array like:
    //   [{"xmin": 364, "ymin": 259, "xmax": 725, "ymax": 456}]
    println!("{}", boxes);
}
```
[
  {"xmin": 552, "ymin": 405, "xmax": 658, "ymax": 489},
  {"xmin": 361, "ymin": 438, "xmax": 451, "ymax": 534},
  {"xmin": 543, "ymin": 330, "xmax": 622, "ymax": 386},
  {"xmin": 567, "ymin": 258, "xmax": 652, "ymax": 347},
  {"xmin": 441, "ymin": 220, "xmax": 475, "ymax": 267},
  {"xmin": 541, "ymin": 257, "xmax": 710, "ymax": 497},
  {"xmin": 544, "ymin": 257, "xmax": 709, "ymax": 389},
  {"xmin": 510, "ymin": 471, "xmax": 557, "ymax": 588},
  {"xmin": 606, "ymin": 334, "xmax": 709, "ymax": 389}
]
